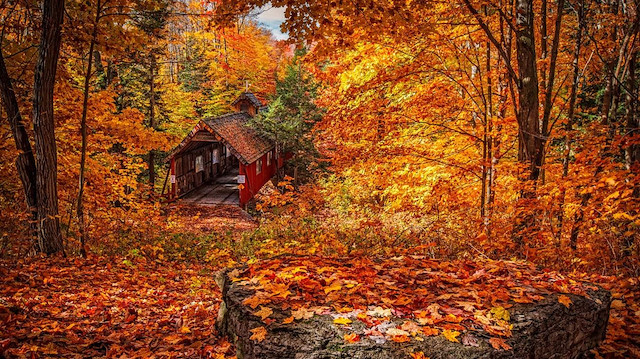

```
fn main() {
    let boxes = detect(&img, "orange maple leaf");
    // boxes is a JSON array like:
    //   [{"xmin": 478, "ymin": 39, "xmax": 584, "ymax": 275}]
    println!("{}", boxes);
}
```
[
  {"xmin": 250, "ymin": 326, "xmax": 267, "ymax": 342},
  {"xmin": 558, "ymin": 295, "xmax": 572, "ymax": 308},
  {"xmin": 253, "ymin": 306, "xmax": 273, "ymax": 320},
  {"xmin": 390, "ymin": 334, "xmax": 411, "ymax": 343},
  {"xmin": 344, "ymin": 333, "xmax": 360, "ymax": 343},
  {"xmin": 489, "ymin": 337, "xmax": 512, "ymax": 350}
]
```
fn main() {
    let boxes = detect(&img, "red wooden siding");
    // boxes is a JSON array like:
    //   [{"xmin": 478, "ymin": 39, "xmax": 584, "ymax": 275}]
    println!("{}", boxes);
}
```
[{"xmin": 239, "ymin": 148, "xmax": 278, "ymax": 205}]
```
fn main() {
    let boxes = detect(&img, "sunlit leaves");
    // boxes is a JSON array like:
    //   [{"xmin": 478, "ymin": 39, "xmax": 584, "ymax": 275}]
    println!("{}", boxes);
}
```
[
  {"xmin": 230, "ymin": 255, "xmax": 602, "ymax": 350},
  {"xmin": 558, "ymin": 295, "xmax": 572, "ymax": 308},
  {"xmin": 344, "ymin": 332, "xmax": 360, "ymax": 343},
  {"xmin": 253, "ymin": 306, "xmax": 273, "ymax": 320},
  {"xmin": 442, "ymin": 329, "xmax": 460, "ymax": 343},
  {"xmin": 333, "ymin": 317, "xmax": 352, "ymax": 325}
]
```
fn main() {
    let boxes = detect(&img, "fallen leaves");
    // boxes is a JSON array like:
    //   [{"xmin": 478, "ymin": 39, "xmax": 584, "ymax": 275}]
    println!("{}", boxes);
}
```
[
  {"xmin": 442, "ymin": 329, "xmax": 460, "ymax": 343},
  {"xmin": 558, "ymin": 295, "xmax": 572, "ymax": 308},
  {"xmin": 490, "ymin": 306, "xmax": 510, "ymax": 321},
  {"xmin": 343, "ymin": 333, "xmax": 360, "ymax": 343},
  {"xmin": 489, "ymin": 337, "xmax": 512, "ymax": 350},
  {"xmin": 230, "ymin": 255, "xmax": 600, "ymax": 349},
  {"xmin": 333, "ymin": 317, "xmax": 352, "ymax": 325},
  {"xmin": 410, "ymin": 352, "xmax": 429, "ymax": 359},
  {"xmin": 0, "ymin": 256, "xmax": 233, "ymax": 358},
  {"xmin": 324, "ymin": 281, "xmax": 342, "ymax": 294},
  {"xmin": 250, "ymin": 326, "xmax": 267, "ymax": 342},
  {"xmin": 253, "ymin": 306, "xmax": 273, "ymax": 320},
  {"xmin": 292, "ymin": 307, "xmax": 314, "ymax": 320}
]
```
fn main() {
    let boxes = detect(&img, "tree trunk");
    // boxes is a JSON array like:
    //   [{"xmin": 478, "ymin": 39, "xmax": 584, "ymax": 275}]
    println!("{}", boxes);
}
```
[
  {"xmin": 515, "ymin": 0, "xmax": 542, "ymax": 182},
  {"xmin": 624, "ymin": 52, "xmax": 639, "ymax": 171},
  {"xmin": 0, "ymin": 51, "xmax": 38, "ymax": 242},
  {"xmin": 77, "ymin": 0, "xmax": 101, "ymax": 258},
  {"xmin": 33, "ymin": 0, "xmax": 65, "ymax": 254},
  {"xmin": 558, "ymin": 0, "xmax": 584, "ymax": 245},
  {"xmin": 513, "ymin": 0, "xmax": 542, "ymax": 247},
  {"xmin": 622, "ymin": 51, "xmax": 637, "ymax": 258},
  {"xmin": 148, "ymin": 55, "xmax": 156, "ymax": 191}
]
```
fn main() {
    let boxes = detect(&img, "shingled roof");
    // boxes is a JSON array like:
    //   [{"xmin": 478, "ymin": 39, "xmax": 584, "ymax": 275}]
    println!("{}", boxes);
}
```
[
  {"xmin": 167, "ymin": 92, "xmax": 273, "ymax": 165},
  {"xmin": 203, "ymin": 112, "xmax": 273, "ymax": 165},
  {"xmin": 231, "ymin": 92, "xmax": 263, "ymax": 108}
]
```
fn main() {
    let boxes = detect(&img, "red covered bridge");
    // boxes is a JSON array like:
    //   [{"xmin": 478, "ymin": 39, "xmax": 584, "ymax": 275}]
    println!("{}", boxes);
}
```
[{"xmin": 162, "ymin": 92, "xmax": 284, "ymax": 207}]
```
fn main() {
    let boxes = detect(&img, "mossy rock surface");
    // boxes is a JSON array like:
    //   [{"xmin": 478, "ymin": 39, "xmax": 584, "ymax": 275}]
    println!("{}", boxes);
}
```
[{"xmin": 216, "ymin": 262, "xmax": 611, "ymax": 359}]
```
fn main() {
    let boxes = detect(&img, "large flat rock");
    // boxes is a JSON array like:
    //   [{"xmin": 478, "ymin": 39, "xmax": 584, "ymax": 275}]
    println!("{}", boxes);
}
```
[{"xmin": 216, "ymin": 256, "xmax": 611, "ymax": 359}]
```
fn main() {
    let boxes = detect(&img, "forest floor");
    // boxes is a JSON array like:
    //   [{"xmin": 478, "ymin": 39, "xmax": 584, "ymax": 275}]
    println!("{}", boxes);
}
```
[
  {"xmin": 165, "ymin": 204, "xmax": 258, "ymax": 237},
  {"xmin": 0, "ymin": 206, "xmax": 639, "ymax": 358}
]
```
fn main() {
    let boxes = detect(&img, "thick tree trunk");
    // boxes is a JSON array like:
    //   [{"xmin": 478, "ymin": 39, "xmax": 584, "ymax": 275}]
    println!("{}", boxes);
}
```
[
  {"xmin": 33, "ymin": 0, "xmax": 65, "ymax": 254},
  {"xmin": 515, "ymin": 0, "xmax": 542, "ymax": 182},
  {"xmin": 513, "ymin": 0, "xmax": 542, "ymax": 247},
  {"xmin": 0, "ymin": 52, "xmax": 38, "ymax": 241}
]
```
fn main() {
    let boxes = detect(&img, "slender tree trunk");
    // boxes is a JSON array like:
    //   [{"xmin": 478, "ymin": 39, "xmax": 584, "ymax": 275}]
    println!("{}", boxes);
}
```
[
  {"xmin": 540, "ymin": 0, "xmax": 548, "ymax": 98},
  {"xmin": 570, "ymin": 13, "xmax": 639, "ymax": 249},
  {"xmin": 540, "ymin": 0, "xmax": 566, "ymax": 186},
  {"xmin": 148, "ymin": 55, "xmax": 156, "ymax": 191},
  {"xmin": 558, "ymin": 0, "xmax": 584, "ymax": 245},
  {"xmin": 33, "ymin": 0, "xmax": 65, "ymax": 254},
  {"xmin": 482, "ymin": 18, "xmax": 494, "ymax": 230},
  {"xmin": 624, "ymin": 54, "xmax": 639, "ymax": 171},
  {"xmin": 77, "ymin": 0, "xmax": 101, "ymax": 257},
  {"xmin": 622, "ymin": 51, "xmax": 637, "ymax": 257},
  {"xmin": 0, "ymin": 52, "xmax": 38, "ymax": 241}
]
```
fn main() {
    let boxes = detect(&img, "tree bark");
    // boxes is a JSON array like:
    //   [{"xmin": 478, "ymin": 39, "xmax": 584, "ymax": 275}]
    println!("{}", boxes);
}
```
[
  {"xmin": 33, "ymin": 0, "xmax": 65, "ymax": 254},
  {"xmin": 0, "ymin": 51, "xmax": 38, "ymax": 242},
  {"xmin": 515, "ymin": 0, "xmax": 542, "ymax": 182},
  {"xmin": 77, "ymin": 0, "xmax": 101, "ymax": 258},
  {"xmin": 624, "ymin": 52, "xmax": 639, "ymax": 171},
  {"xmin": 512, "ymin": 0, "xmax": 542, "ymax": 247},
  {"xmin": 558, "ymin": 0, "xmax": 584, "ymax": 246},
  {"xmin": 148, "ymin": 55, "xmax": 156, "ymax": 191}
]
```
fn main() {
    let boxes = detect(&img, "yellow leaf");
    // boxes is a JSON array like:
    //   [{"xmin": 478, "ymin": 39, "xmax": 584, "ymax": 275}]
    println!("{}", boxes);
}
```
[
  {"xmin": 333, "ymin": 317, "xmax": 352, "ymax": 325},
  {"xmin": 442, "ymin": 329, "xmax": 460, "ymax": 342},
  {"xmin": 558, "ymin": 295, "xmax": 572, "ymax": 308},
  {"xmin": 250, "ymin": 326, "xmax": 267, "ymax": 342},
  {"xmin": 490, "ymin": 306, "xmax": 510, "ymax": 321},
  {"xmin": 324, "ymin": 281, "xmax": 342, "ymax": 294},
  {"xmin": 178, "ymin": 326, "xmax": 191, "ymax": 334}
]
